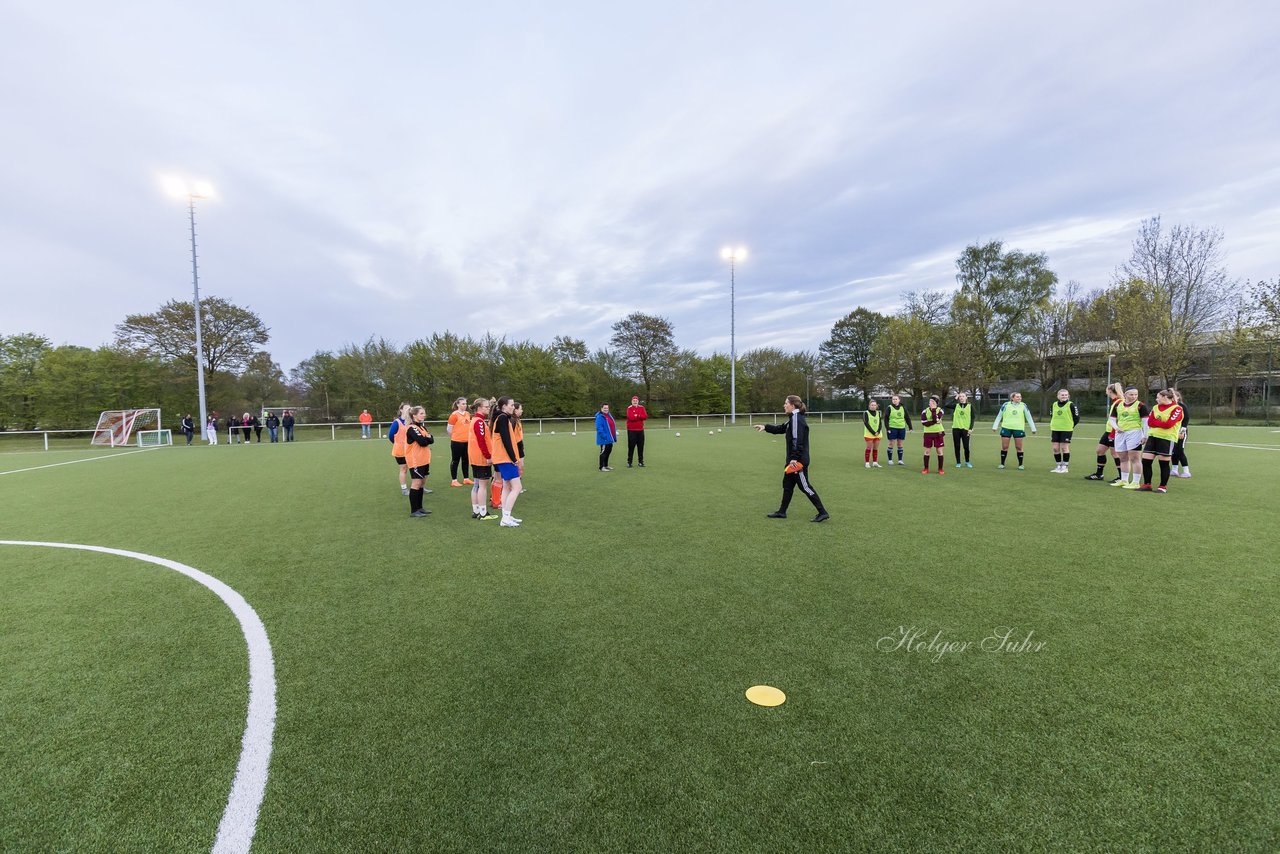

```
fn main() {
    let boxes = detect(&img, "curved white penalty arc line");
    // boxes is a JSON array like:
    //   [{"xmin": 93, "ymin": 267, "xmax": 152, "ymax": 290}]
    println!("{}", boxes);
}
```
[{"xmin": 0, "ymin": 540, "xmax": 276, "ymax": 854}]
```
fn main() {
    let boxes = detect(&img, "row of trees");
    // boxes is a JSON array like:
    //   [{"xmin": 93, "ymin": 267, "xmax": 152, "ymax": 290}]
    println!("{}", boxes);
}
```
[
  {"xmin": 820, "ymin": 218, "xmax": 1278, "ymax": 415},
  {"xmin": 3, "ymin": 218, "xmax": 1275, "ymax": 430}
]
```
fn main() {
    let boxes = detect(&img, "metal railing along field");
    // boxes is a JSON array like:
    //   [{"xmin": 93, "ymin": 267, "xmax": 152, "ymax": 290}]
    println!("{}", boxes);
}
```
[{"xmin": 1, "ymin": 411, "xmax": 879, "ymax": 451}]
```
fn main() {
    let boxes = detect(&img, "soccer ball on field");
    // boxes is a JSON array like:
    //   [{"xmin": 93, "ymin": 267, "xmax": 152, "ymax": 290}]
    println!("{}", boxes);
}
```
[
  {"xmin": 572, "ymin": 432, "xmax": 577, "ymax": 436},
  {"xmin": 709, "ymin": 430, "xmax": 714, "ymax": 435},
  {"xmin": 717, "ymin": 428, "xmax": 722, "ymax": 433},
  {"xmin": 675, "ymin": 432, "xmax": 681, "ymax": 437}
]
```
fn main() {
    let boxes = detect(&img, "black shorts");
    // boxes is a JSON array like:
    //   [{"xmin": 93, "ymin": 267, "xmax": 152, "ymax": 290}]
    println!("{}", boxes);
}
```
[
  {"xmin": 1098, "ymin": 433, "xmax": 1114, "ymax": 448},
  {"xmin": 470, "ymin": 465, "xmax": 492, "ymax": 480},
  {"xmin": 409, "ymin": 464, "xmax": 429, "ymax": 479},
  {"xmin": 1143, "ymin": 437, "xmax": 1174, "ymax": 457},
  {"xmin": 393, "ymin": 455, "xmax": 407, "ymax": 465},
  {"xmin": 1051, "ymin": 431, "xmax": 1073, "ymax": 444}
]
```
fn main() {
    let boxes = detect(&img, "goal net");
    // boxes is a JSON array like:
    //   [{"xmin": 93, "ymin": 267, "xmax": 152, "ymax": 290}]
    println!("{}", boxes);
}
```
[
  {"xmin": 91, "ymin": 409, "xmax": 161, "ymax": 447},
  {"xmin": 137, "ymin": 429, "xmax": 173, "ymax": 447}
]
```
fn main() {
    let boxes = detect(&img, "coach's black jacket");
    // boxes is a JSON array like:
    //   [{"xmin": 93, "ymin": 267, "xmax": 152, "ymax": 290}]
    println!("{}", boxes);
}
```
[{"xmin": 762, "ymin": 411, "xmax": 810, "ymax": 467}]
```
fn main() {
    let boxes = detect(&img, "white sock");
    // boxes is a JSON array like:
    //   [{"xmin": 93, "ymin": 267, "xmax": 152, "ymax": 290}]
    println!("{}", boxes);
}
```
[
  {"xmin": 1121, "ymin": 472, "xmax": 1129, "ymax": 483},
  {"xmin": 502, "ymin": 510, "xmax": 511, "ymax": 521},
  {"xmin": 1183, "ymin": 467, "xmax": 1191, "ymax": 475}
]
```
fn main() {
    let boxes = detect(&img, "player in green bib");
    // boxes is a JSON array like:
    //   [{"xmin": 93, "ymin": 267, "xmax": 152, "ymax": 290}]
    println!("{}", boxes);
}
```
[
  {"xmin": 991, "ymin": 391, "xmax": 1036, "ymax": 469},
  {"xmin": 1048, "ymin": 388, "xmax": 1080, "ymax": 473},
  {"xmin": 950, "ymin": 391, "xmax": 974, "ymax": 468},
  {"xmin": 884, "ymin": 395, "xmax": 913, "ymax": 465},
  {"xmin": 862, "ymin": 399, "xmax": 884, "ymax": 468}
]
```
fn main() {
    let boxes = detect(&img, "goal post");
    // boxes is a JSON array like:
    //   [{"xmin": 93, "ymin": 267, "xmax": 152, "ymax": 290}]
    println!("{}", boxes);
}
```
[
  {"xmin": 91, "ymin": 409, "xmax": 161, "ymax": 447},
  {"xmin": 137, "ymin": 429, "xmax": 173, "ymax": 447}
]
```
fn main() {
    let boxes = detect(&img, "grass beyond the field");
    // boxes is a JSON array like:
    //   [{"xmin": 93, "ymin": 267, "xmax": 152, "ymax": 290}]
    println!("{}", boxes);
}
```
[{"xmin": 1, "ymin": 424, "xmax": 1277, "ymax": 852}]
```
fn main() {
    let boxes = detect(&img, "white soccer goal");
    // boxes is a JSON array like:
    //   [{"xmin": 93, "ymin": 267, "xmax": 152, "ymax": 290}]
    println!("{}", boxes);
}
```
[
  {"xmin": 137, "ymin": 429, "xmax": 173, "ymax": 447},
  {"xmin": 91, "ymin": 409, "xmax": 161, "ymax": 447}
]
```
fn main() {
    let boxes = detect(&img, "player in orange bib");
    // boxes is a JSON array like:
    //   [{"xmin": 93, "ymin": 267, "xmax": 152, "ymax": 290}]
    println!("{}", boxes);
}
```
[
  {"xmin": 491, "ymin": 396, "xmax": 524, "ymax": 527},
  {"xmin": 388, "ymin": 402, "xmax": 411, "ymax": 496},
  {"xmin": 446, "ymin": 397, "xmax": 472, "ymax": 486},
  {"xmin": 404, "ymin": 406, "xmax": 434, "ymax": 517}
]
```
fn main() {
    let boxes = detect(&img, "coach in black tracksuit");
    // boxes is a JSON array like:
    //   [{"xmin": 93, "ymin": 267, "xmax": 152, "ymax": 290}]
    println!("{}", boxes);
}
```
[{"xmin": 754, "ymin": 394, "xmax": 830, "ymax": 523}]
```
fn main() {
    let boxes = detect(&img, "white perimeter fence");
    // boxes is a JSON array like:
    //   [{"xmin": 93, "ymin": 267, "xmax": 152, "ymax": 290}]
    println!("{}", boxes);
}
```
[{"xmin": 1, "ymin": 411, "xmax": 874, "ymax": 451}]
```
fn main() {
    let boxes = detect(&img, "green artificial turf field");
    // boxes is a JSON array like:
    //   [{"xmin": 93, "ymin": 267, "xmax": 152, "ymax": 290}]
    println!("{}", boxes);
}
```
[{"xmin": 2, "ymin": 423, "xmax": 1277, "ymax": 852}]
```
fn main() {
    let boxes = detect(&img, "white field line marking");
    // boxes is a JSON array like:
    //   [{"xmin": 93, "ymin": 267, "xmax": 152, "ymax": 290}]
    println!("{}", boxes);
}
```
[
  {"xmin": 0, "ymin": 447, "xmax": 158, "ymax": 476},
  {"xmin": 1200, "ymin": 442, "xmax": 1280, "ymax": 452},
  {"xmin": 0, "ymin": 541, "xmax": 276, "ymax": 854}
]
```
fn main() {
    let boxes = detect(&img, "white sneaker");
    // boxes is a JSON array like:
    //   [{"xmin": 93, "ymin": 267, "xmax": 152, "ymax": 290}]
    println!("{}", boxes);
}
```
[
  {"xmin": 1179, "ymin": 471, "xmax": 1192, "ymax": 478},
  {"xmin": 865, "ymin": 462, "xmax": 871, "ymax": 469},
  {"xmin": 500, "ymin": 518, "xmax": 521, "ymax": 527},
  {"xmin": 871, "ymin": 462, "xmax": 882, "ymax": 468}
]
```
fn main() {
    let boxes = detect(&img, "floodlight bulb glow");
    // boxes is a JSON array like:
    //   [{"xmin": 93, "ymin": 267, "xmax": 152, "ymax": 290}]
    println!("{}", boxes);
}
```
[
  {"xmin": 721, "ymin": 246, "xmax": 747, "ymax": 262},
  {"xmin": 161, "ymin": 175, "xmax": 189, "ymax": 198},
  {"xmin": 192, "ymin": 181, "xmax": 216, "ymax": 199}
]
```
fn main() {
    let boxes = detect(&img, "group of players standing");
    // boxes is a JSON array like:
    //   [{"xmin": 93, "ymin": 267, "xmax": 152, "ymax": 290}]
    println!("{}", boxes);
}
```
[
  {"xmin": 856, "ymin": 385, "xmax": 1190, "ymax": 492},
  {"xmin": 387, "ymin": 396, "xmax": 527, "ymax": 527}
]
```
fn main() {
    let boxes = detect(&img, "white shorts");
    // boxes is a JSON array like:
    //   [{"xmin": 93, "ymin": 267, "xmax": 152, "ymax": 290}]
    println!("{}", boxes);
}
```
[{"xmin": 1114, "ymin": 429, "xmax": 1146, "ymax": 452}]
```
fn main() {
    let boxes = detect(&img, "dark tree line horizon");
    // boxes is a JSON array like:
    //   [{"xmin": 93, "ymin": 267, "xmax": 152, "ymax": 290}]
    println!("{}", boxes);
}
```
[{"xmin": 3, "ymin": 217, "xmax": 1275, "ymax": 430}]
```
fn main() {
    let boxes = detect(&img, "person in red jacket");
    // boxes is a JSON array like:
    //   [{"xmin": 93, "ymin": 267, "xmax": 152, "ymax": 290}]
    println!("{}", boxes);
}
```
[
  {"xmin": 625, "ymin": 395, "xmax": 648, "ymax": 467},
  {"xmin": 359, "ymin": 409, "xmax": 373, "ymax": 439}
]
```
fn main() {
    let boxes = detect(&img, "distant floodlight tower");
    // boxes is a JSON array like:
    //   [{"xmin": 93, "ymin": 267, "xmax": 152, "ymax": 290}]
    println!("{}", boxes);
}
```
[
  {"xmin": 720, "ymin": 246, "xmax": 747, "ymax": 425},
  {"xmin": 162, "ymin": 176, "xmax": 216, "ymax": 443}
]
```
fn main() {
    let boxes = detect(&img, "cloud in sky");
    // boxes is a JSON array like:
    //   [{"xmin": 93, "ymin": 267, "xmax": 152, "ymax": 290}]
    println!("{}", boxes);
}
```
[{"xmin": 2, "ymin": 0, "xmax": 1277, "ymax": 371}]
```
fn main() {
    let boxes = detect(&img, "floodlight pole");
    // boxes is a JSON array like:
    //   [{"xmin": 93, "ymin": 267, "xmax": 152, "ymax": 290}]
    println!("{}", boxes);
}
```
[
  {"xmin": 729, "ymin": 255, "xmax": 737, "ymax": 425},
  {"xmin": 1106, "ymin": 353, "xmax": 1115, "ymax": 390},
  {"xmin": 188, "ymin": 196, "xmax": 209, "ymax": 443}
]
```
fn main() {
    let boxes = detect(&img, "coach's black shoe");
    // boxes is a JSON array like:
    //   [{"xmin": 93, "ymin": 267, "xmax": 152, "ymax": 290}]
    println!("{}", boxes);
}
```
[
  {"xmin": 410, "ymin": 509, "xmax": 429, "ymax": 517},
  {"xmin": 766, "ymin": 511, "xmax": 787, "ymax": 519},
  {"xmin": 1085, "ymin": 473, "xmax": 1104, "ymax": 480},
  {"xmin": 811, "ymin": 512, "xmax": 830, "ymax": 523},
  {"xmin": 627, "ymin": 463, "xmax": 632, "ymax": 467},
  {"xmin": 1108, "ymin": 477, "xmax": 1122, "ymax": 484},
  {"xmin": 638, "ymin": 462, "xmax": 645, "ymax": 467}
]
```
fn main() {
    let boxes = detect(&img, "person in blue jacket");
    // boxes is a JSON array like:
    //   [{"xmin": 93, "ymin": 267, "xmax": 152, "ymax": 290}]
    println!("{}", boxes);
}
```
[{"xmin": 595, "ymin": 403, "xmax": 617, "ymax": 471}]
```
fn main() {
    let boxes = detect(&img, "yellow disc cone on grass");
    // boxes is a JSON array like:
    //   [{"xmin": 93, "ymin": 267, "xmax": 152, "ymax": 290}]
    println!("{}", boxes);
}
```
[{"xmin": 745, "ymin": 685, "xmax": 786, "ymax": 707}]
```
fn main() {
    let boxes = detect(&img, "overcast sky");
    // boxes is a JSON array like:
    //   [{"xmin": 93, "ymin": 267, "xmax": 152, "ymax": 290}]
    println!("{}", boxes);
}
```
[{"xmin": 3, "ymin": 1, "xmax": 1277, "ymax": 372}]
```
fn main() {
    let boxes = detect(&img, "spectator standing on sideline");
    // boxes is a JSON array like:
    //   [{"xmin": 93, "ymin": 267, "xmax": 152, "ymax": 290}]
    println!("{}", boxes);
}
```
[
  {"xmin": 266, "ymin": 411, "xmax": 281, "ymax": 443},
  {"xmin": 991, "ymin": 392, "xmax": 1036, "ymax": 470},
  {"xmin": 596, "ymin": 404, "xmax": 617, "ymax": 471},
  {"xmin": 240, "ymin": 412, "xmax": 253, "ymax": 445},
  {"xmin": 359, "ymin": 409, "xmax": 373, "ymax": 439},
  {"xmin": 229, "ymin": 414, "xmax": 242, "ymax": 444},
  {"xmin": 626, "ymin": 395, "xmax": 648, "ymax": 467},
  {"xmin": 206, "ymin": 413, "xmax": 219, "ymax": 445},
  {"xmin": 250, "ymin": 412, "xmax": 263, "ymax": 443},
  {"xmin": 181, "ymin": 414, "xmax": 194, "ymax": 445},
  {"xmin": 282, "ymin": 410, "xmax": 295, "ymax": 442},
  {"xmin": 754, "ymin": 394, "xmax": 829, "ymax": 523}
]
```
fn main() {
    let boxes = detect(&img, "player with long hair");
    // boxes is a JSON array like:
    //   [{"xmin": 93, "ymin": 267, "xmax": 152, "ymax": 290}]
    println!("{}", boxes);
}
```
[
  {"xmin": 950, "ymin": 392, "xmax": 974, "ymax": 468},
  {"xmin": 1111, "ymin": 386, "xmax": 1149, "ymax": 490},
  {"xmin": 467, "ymin": 398, "xmax": 496, "ymax": 520},
  {"xmin": 920, "ymin": 395, "xmax": 945, "ymax": 474},
  {"xmin": 1139, "ymin": 389, "xmax": 1184, "ymax": 494},
  {"xmin": 404, "ymin": 406, "xmax": 434, "ymax": 517},
  {"xmin": 388, "ymin": 402, "xmax": 411, "ymax": 496},
  {"xmin": 1170, "ymin": 389, "xmax": 1192, "ymax": 478},
  {"xmin": 754, "ymin": 394, "xmax": 829, "ymax": 522},
  {"xmin": 1086, "ymin": 383, "xmax": 1124, "ymax": 481},
  {"xmin": 991, "ymin": 392, "xmax": 1036, "ymax": 470},
  {"xmin": 447, "ymin": 396, "xmax": 472, "ymax": 487},
  {"xmin": 491, "ymin": 396, "xmax": 524, "ymax": 527},
  {"xmin": 862, "ymin": 399, "xmax": 883, "ymax": 468},
  {"xmin": 884, "ymin": 394, "xmax": 912, "ymax": 466},
  {"xmin": 1048, "ymin": 388, "xmax": 1080, "ymax": 473}
]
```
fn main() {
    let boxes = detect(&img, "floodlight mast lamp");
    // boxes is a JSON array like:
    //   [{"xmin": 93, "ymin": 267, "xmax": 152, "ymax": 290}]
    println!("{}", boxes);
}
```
[
  {"xmin": 164, "ymin": 177, "xmax": 215, "ymax": 443},
  {"xmin": 721, "ymin": 246, "xmax": 747, "ymax": 425}
]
